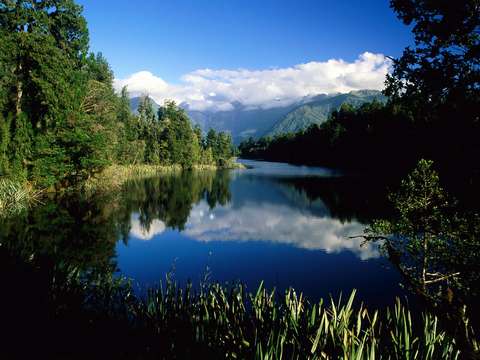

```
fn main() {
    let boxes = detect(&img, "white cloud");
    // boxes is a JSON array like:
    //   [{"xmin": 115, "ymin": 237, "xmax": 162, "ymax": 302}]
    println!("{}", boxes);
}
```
[{"xmin": 114, "ymin": 52, "xmax": 391, "ymax": 111}]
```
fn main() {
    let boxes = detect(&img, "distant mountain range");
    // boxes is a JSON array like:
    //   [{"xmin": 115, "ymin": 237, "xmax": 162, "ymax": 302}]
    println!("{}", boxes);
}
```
[
  {"xmin": 130, "ymin": 90, "xmax": 386, "ymax": 143},
  {"xmin": 183, "ymin": 102, "xmax": 299, "ymax": 143}
]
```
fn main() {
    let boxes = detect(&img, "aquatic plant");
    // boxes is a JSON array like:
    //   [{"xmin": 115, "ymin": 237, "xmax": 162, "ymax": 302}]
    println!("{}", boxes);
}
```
[{"xmin": 34, "ymin": 270, "xmax": 468, "ymax": 359}]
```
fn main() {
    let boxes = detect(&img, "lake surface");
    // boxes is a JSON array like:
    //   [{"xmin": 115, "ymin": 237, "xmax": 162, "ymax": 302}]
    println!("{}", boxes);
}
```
[
  {"xmin": 117, "ymin": 159, "xmax": 404, "ymax": 307},
  {"xmin": 1, "ymin": 159, "xmax": 405, "ymax": 308}
]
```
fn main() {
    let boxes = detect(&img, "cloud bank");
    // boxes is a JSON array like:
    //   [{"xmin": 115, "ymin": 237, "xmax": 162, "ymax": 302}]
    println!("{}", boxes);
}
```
[{"xmin": 114, "ymin": 52, "xmax": 391, "ymax": 111}]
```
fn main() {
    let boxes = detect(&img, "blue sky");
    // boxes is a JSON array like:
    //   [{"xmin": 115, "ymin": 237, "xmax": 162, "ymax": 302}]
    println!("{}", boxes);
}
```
[
  {"xmin": 79, "ymin": 0, "xmax": 412, "ymax": 80},
  {"xmin": 77, "ymin": 0, "xmax": 413, "ymax": 110}
]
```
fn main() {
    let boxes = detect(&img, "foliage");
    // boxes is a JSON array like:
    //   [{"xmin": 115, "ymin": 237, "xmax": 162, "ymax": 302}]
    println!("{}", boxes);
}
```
[
  {"xmin": 206, "ymin": 128, "xmax": 234, "ymax": 165},
  {"xmin": 365, "ymin": 160, "xmax": 480, "ymax": 301},
  {"xmin": 385, "ymin": 0, "xmax": 480, "ymax": 186},
  {"xmin": 239, "ymin": 101, "xmax": 414, "ymax": 172},
  {"xmin": 0, "ymin": 248, "xmax": 467, "ymax": 359},
  {"xmin": 385, "ymin": 0, "xmax": 479, "ymax": 114},
  {"xmin": 0, "ymin": 1, "xmax": 236, "ymax": 191},
  {"xmin": 362, "ymin": 160, "xmax": 480, "ymax": 355}
]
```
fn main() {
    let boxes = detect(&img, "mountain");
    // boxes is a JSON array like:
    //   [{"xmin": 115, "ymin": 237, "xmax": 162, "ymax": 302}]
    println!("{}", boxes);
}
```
[
  {"xmin": 129, "ymin": 97, "xmax": 296, "ymax": 143},
  {"xmin": 266, "ymin": 90, "xmax": 387, "ymax": 137},
  {"xmin": 129, "ymin": 90, "xmax": 386, "ymax": 144},
  {"xmin": 130, "ymin": 96, "xmax": 160, "ymax": 115},
  {"xmin": 184, "ymin": 102, "xmax": 299, "ymax": 144}
]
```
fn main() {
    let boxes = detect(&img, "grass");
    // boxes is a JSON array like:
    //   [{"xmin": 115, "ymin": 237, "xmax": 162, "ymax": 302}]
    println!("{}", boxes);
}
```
[
  {"xmin": 121, "ymin": 281, "xmax": 466, "ymax": 359},
  {"xmin": 84, "ymin": 164, "xmax": 184, "ymax": 193},
  {"xmin": 84, "ymin": 159, "xmax": 245, "ymax": 194},
  {"xmin": 0, "ymin": 178, "xmax": 42, "ymax": 217},
  {"xmin": 6, "ymin": 264, "xmax": 470, "ymax": 359},
  {"xmin": 0, "ymin": 186, "xmax": 475, "ymax": 358}
]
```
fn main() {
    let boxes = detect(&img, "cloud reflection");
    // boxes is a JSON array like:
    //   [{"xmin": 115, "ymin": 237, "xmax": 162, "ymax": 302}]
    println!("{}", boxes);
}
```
[
  {"xmin": 184, "ymin": 201, "xmax": 379, "ymax": 260},
  {"xmin": 129, "ymin": 214, "xmax": 166, "ymax": 241}
]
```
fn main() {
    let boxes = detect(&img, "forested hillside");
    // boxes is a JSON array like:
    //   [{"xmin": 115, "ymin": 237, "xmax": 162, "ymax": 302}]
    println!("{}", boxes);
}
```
[
  {"xmin": 182, "ymin": 90, "xmax": 385, "ymax": 143},
  {"xmin": 266, "ymin": 90, "xmax": 386, "ymax": 137},
  {"xmin": 0, "ymin": 1, "xmax": 234, "ymax": 190}
]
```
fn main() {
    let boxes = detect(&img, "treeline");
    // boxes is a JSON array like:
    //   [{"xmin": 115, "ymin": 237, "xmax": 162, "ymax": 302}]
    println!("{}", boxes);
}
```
[
  {"xmin": 240, "ymin": 98, "xmax": 479, "ymax": 180},
  {"xmin": 132, "ymin": 96, "xmax": 234, "ymax": 169},
  {"xmin": 240, "ymin": 98, "xmax": 479, "ymax": 194},
  {"xmin": 239, "ymin": 101, "xmax": 410, "ymax": 170},
  {"xmin": 0, "ymin": 1, "xmax": 233, "ymax": 190},
  {"xmin": 240, "ymin": 0, "xmax": 479, "ymax": 197}
]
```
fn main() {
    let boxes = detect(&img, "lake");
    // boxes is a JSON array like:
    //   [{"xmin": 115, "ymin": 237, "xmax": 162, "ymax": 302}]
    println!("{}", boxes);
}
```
[{"xmin": 1, "ymin": 159, "xmax": 406, "ymax": 308}]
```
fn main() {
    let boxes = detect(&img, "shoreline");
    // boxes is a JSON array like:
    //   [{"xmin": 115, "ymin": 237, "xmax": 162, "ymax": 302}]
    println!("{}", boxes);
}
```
[
  {"xmin": 1, "ymin": 160, "xmax": 246, "ymax": 215},
  {"xmin": 84, "ymin": 160, "xmax": 246, "ymax": 194}
]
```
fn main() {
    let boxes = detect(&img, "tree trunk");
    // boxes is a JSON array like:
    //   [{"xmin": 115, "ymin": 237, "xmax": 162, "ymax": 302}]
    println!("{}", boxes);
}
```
[
  {"xmin": 15, "ymin": 64, "xmax": 23, "ymax": 116},
  {"xmin": 422, "ymin": 234, "xmax": 428, "ymax": 293}
]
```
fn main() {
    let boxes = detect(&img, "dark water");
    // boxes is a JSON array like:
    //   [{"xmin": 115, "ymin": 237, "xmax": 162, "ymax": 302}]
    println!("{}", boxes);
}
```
[{"xmin": 1, "ymin": 160, "xmax": 406, "ymax": 307}]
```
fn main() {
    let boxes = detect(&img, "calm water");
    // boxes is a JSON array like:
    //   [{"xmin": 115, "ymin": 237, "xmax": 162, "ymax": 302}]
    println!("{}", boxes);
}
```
[
  {"xmin": 2, "ymin": 160, "xmax": 405, "ymax": 307},
  {"xmin": 116, "ymin": 159, "xmax": 404, "ymax": 307}
]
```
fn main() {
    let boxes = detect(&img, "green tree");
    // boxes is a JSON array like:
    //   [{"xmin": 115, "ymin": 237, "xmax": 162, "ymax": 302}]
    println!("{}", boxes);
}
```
[
  {"xmin": 116, "ymin": 87, "xmax": 144, "ymax": 164},
  {"xmin": 138, "ymin": 95, "xmax": 156, "ymax": 124},
  {"xmin": 0, "ymin": 0, "xmax": 89, "ymax": 125},
  {"xmin": 84, "ymin": 52, "xmax": 113, "ymax": 84},
  {"xmin": 385, "ymin": 0, "xmax": 479, "ymax": 112},
  {"xmin": 9, "ymin": 112, "xmax": 32, "ymax": 181},
  {"xmin": 205, "ymin": 129, "xmax": 234, "ymax": 166},
  {"xmin": 0, "ymin": 114, "xmax": 11, "ymax": 176},
  {"xmin": 118, "ymin": 87, "xmax": 132, "ymax": 124},
  {"xmin": 159, "ymin": 101, "xmax": 197, "ymax": 168},
  {"xmin": 206, "ymin": 129, "xmax": 218, "ymax": 154},
  {"xmin": 385, "ymin": 0, "xmax": 480, "ymax": 181},
  {"xmin": 365, "ymin": 159, "xmax": 480, "ymax": 301},
  {"xmin": 0, "ymin": 0, "xmax": 96, "ymax": 186}
]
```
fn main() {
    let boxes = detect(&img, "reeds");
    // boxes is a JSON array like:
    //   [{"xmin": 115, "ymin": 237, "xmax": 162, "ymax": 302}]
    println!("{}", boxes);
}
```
[
  {"xmin": 62, "ymin": 274, "xmax": 465, "ymax": 359},
  {"xmin": 0, "ymin": 178, "xmax": 42, "ymax": 217},
  {"xmin": 83, "ymin": 159, "xmax": 244, "ymax": 195},
  {"xmin": 83, "ymin": 164, "xmax": 183, "ymax": 194}
]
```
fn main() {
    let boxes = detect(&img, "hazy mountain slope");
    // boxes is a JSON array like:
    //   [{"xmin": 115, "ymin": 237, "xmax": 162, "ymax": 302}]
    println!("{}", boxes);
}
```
[
  {"xmin": 267, "ymin": 90, "xmax": 387, "ymax": 137},
  {"xmin": 129, "ymin": 97, "xmax": 296, "ymax": 143},
  {"xmin": 130, "ymin": 96, "xmax": 160, "ymax": 114},
  {"xmin": 185, "ymin": 103, "xmax": 298, "ymax": 143},
  {"xmin": 129, "ymin": 90, "xmax": 386, "ymax": 143}
]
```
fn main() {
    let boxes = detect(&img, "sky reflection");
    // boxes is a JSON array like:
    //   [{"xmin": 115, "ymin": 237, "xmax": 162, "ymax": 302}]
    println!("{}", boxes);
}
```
[{"xmin": 183, "ymin": 201, "xmax": 378, "ymax": 260}]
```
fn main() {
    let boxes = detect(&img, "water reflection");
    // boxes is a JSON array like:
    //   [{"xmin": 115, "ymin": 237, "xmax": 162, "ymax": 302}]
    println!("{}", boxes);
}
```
[
  {"xmin": 1, "ymin": 160, "xmax": 401, "ymax": 305},
  {"xmin": 238, "ymin": 159, "xmax": 341, "ymax": 177},
  {"xmin": 122, "ymin": 165, "xmax": 380, "ymax": 259},
  {"xmin": 182, "ymin": 201, "xmax": 378, "ymax": 260},
  {"xmin": 130, "ymin": 214, "xmax": 166, "ymax": 240},
  {"xmin": 116, "ymin": 162, "xmax": 401, "ymax": 305}
]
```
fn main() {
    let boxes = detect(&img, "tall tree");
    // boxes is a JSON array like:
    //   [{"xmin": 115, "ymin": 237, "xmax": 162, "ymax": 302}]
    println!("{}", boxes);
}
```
[
  {"xmin": 385, "ymin": 0, "xmax": 479, "ymax": 114},
  {"xmin": 385, "ymin": 0, "xmax": 480, "ymax": 184}
]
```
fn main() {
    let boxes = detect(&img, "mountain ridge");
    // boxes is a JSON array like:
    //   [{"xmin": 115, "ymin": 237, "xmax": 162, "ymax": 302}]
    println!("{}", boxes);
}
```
[
  {"xmin": 130, "ymin": 96, "xmax": 160, "ymax": 115},
  {"xmin": 130, "ymin": 90, "xmax": 387, "ymax": 143},
  {"xmin": 266, "ymin": 90, "xmax": 387, "ymax": 137}
]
